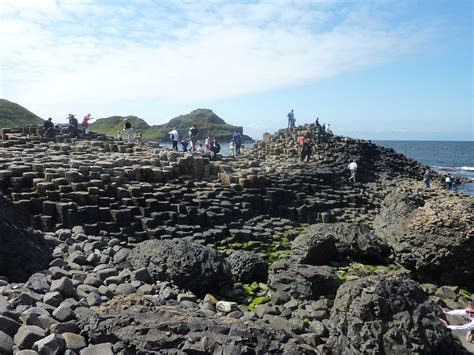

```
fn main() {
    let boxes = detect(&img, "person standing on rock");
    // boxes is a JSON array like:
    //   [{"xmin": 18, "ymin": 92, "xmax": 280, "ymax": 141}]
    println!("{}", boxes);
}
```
[
  {"xmin": 68, "ymin": 114, "xmax": 79, "ymax": 138},
  {"xmin": 440, "ymin": 302, "xmax": 474, "ymax": 342},
  {"xmin": 445, "ymin": 174, "xmax": 453, "ymax": 190},
  {"xmin": 233, "ymin": 131, "xmax": 242, "ymax": 155},
  {"xmin": 300, "ymin": 138, "xmax": 313, "ymax": 163},
  {"xmin": 423, "ymin": 169, "xmax": 431, "ymax": 189},
  {"xmin": 287, "ymin": 110, "xmax": 295, "ymax": 129},
  {"xmin": 189, "ymin": 123, "xmax": 199, "ymax": 151},
  {"xmin": 348, "ymin": 160, "xmax": 358, "ymax": 183},
  {"xmin": 168, "ymin": 127, "xmax": 179, "ymax": 150},
  {"xmin": 123, "ymin": 119, "xmax": 133, "ymax": 143},
  {"xmin": 81, "ymin": 113, "xmax": 94, "ymax": 135}
]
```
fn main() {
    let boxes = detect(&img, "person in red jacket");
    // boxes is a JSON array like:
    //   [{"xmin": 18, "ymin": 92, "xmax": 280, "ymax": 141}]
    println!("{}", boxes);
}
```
[{"xmin": 81, "ymin": 113, "xmax": 94, "ymax": 135}]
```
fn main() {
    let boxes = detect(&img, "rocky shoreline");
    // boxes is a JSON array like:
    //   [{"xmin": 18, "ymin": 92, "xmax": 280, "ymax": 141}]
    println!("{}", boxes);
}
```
[{"xmin": 0, "ymin": 123, "xmax": 472, "ymax": 354}]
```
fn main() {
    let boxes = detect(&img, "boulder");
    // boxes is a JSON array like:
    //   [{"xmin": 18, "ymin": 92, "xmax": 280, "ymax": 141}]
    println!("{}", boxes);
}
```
[
  {"xmin": 374, "ymin": 190, "xmax": 474, "ymax": 287},
  {"xmin": 292, "ymin": 222, "xmax": 389, "ymax": 264},
  {"xmin": 78, "ymin": 295, "xmax": 312, "ymax": 354},
  {"xmin": 0, "ymin": 195, "xmax": 50, "ymax": 282},
  {"xmin": 326, "ymin": 275, "xmax": 465, "ymax": 354},
  {"xmin": 128, "ymin": 239, "xmax": 231, "ymax": 294},
  {"xmin": 226, "ymin": 250, "xmax": 268, "ymax": 283},
  {"xmin": 268, "ymin": 259, "xmax": 340, "ymax": 300}
]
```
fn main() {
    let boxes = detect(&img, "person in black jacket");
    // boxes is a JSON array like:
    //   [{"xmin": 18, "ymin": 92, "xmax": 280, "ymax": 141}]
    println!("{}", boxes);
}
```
[
  {"xmin": 123, "ymin": 119, "xmax": 133, "ymax": 143},
  {"xmin": 68, "ymin": 114, "xmax": 79, "ymax": 138},
  {"xmin": 42, "ymin": 117, "xmax": 56, "ymax": 137}
]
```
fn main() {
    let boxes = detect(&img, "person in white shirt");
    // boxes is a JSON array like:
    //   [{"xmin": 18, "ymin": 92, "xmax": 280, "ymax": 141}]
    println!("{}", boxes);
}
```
[
  {"xmin": 440, "ymin": 303, "xmax": 474, "ymax": 342},
  {"xmin": 168, "ymin": 128, "xmax": 179, "ymax": 151},
  {"xmin": 348, "ymin": 161, "xmax": 358, "ymax": 183}
]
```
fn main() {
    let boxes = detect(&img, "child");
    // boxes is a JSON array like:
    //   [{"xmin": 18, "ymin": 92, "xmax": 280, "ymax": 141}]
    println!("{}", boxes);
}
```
[
  {"xmin": 196, "ymin": 143, "xmax": 205, "ymax": 154},
  {"xmin": 117, "ymin": 131, "xmax": 122, "ymax": 141}
]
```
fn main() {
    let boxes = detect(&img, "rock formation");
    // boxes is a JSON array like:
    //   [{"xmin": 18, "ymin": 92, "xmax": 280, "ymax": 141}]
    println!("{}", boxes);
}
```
[
  {"xmin": 326, "ymin": 275, "xmax": 467, "ymax": 354},
  {"xmin": 374, "ymin": 189, "xmax": 474, "ymax": 287},
  {"xmin": 0, "ymin": 194, "xmax": 50, "ymax": 282},
  {"xmin": 0, "ymin": 121, "xmax": 471, "ymax": 354}
]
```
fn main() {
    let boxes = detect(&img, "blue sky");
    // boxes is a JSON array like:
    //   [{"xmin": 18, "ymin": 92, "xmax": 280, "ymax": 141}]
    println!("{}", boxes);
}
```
[{"xmin": 0, "ymin": 0, "xmax": 472, "ymax": 140}]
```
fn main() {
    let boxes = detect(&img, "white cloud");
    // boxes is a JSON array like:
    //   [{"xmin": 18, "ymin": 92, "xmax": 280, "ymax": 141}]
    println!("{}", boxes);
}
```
[{"xmin": 0, "ymin": 0, "xmax": 432, "ymax": 112}]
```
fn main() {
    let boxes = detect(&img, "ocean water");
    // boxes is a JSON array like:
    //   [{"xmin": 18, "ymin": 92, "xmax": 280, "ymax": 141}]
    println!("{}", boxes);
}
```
[
  {"xmin": 375, "ymin": 140, "xmax": 474, "ymax": 196},
  {"xmin": 159, "ymin": 140, "xmax": 474, "ymax": 196}
]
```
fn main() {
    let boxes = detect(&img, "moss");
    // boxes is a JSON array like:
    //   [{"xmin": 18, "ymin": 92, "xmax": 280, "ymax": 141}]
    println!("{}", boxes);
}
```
[
  {"xmin": 248, "ymin": 296, "xmax": 271, "ymax": 311},
  {"xmin": 460, "ymin": 289, "xmax": 472, "ymax": 301}
]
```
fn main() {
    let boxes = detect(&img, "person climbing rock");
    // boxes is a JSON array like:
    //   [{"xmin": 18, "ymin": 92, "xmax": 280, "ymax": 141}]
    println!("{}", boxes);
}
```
[
  {"xmin": 440, "ymin": 302, "xmax": 474, "ymax": 342},
  {"xmin": 348, "ymin": 160, "xmax": 358, "ymax": 183},
  {"xmin": 42, "ymin": 117, "xmax": 56, "ymax": 138}
]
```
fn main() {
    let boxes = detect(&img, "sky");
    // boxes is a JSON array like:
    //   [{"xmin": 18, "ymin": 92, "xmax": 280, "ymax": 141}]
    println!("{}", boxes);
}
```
[{"xmin": 0, "ymin": 0, "xmax": 472, "ymax": 141}]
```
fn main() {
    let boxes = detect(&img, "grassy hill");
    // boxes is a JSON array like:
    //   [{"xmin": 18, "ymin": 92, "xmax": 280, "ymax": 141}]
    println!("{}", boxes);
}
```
[
  {"xmin": 0, "ymin": 99, "xmax": 44, "ymax": 128},
  {"xmin": 90, "ymin": 116, "xmax": 150, "ymax": 136},
  {"xmin": 92, "ymin": 109, "xmax": 253, "ymax": 142}
]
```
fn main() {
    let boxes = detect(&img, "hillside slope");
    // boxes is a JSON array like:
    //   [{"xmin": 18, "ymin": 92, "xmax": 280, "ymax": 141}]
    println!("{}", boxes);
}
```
[
  {"xmin": 91, "ymin": 109, "xmax": 252, "ymax": 142},
  {"xmin": 0, "ymin": 99, "xmax": 43, "ymax": 128},
  {"xmin": 91, "ymin": 116, "xmax": 150, "ymax": 137}
]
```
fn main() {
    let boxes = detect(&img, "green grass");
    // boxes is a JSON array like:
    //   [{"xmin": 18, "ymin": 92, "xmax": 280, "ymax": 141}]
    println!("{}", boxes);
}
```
[
  {"xmin": 91, "ymin": 108, "xmax": 253, "ymax": 142},
  {"xmin": 0, "ymin": 98, "xmax": 44, "ymax": 128}
]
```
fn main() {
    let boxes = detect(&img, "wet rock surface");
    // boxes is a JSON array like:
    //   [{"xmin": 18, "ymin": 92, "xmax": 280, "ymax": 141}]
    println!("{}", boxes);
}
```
[{"xmin": 0, "ymin": 124, "xmax": 472, "ymax": 353}]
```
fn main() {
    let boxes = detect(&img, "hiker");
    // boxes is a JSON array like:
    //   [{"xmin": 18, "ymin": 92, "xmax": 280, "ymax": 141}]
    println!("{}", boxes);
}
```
[
  {"xmin": 440, "ymin": 302, "xmax": 474, "ymax": 342},
  {"xmin": 300, "ymin": 138, "xmax": 313, "ymax": 162},
  {"xmin": 81, "ymin": 113, "xmax": 93, "ymax": 135},
  {"xmin": 423, "ymin": 169, "xmax": 431, "ymax": 189},
  {"xmin": 42, "ymin": 117, "xmax": 56, "ymax": 138},
  {"xmin": 68, "ymin": 114, "xmax": 79, "ymax": 138},
  {"xmin": 123, "ymin": 119, "xmax": 133, "ymax": 143},
  {"xmin": 168, "ymin": 127, "xmax": 179, "ymax": 150},
  {"xmin": 189, "ymin": 123, "xmax": 199, "ymax": 150},
  {"xmin": 287, "ymin": 110, "xmax": 295, "ymax": 129},
  {"xmin": 233, "ymin": 131, "xmax": 242, "ymax": 155},
  {"xmin": 117, "ymin": 131, "xmax": 122, "ymax": 141},
  {"xmin": 348, "ymin": 160, "xmax": 358, "ymax": 183}
]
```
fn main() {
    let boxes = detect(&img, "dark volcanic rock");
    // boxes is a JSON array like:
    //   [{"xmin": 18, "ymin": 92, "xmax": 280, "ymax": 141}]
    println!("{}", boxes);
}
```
[
  {"xmin": 79, "ymin": 295, "xmax": 313, "ymax": 354},
  {"xmin": 268, "ymin": 259, "xmax": 340, "ymax": 300},
  {"xmin": 226, "ymin": 250, "xmax": 268, "ymax": 283},
  {"xmin": 326, "ymin": 275, "xmax": 467, "ymax": 355},
  {"xmin": 374, "ymin": 190, "xmax": 474, "ymax": 287},
  {"xmin": 292, "ymin": 222, "xmax": 390, "ymax": 265},
  {"xmin": 129, "ymin": 239, "xmax": 231, "ymax": 294},
  {"xmin": 0, "ymin": 195, "xmax": 50, "ymax": 282}
]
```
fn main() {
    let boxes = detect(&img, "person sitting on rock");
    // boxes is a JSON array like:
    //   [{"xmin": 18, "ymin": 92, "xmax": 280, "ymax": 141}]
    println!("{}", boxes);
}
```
[
  {"xmin": 42, "ymin": 117, "xmax": 56, "ymax": 137},
  {"xmin": 348, "ymin": 160, "xmax": 358, "ymax": 183},
  {"xmin": 440, "ymin": 302, "xmax": 474, "ymax": 342},
  {"xmin": 196, "ymin": 143, "xmax": 205, "ymax": 154},
  {"xmin": 210, "ymin": 139, "xmax": 221, "ymax": 159}
]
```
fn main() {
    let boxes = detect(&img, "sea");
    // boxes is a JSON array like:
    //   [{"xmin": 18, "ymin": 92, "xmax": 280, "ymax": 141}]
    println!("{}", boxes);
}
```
[{"xmin": 159, "ymin": 140, "xmax": 474, "ymax": 196}]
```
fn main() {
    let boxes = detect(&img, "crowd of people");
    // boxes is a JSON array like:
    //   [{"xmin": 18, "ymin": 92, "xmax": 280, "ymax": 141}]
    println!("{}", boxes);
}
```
[
  {"xmin": 167, "ymin": 125, "xmax": 243, "ymax": 159},
  {"xmin": 40, "ymin": 114, "xmax": 95, "ymax": 139}
]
